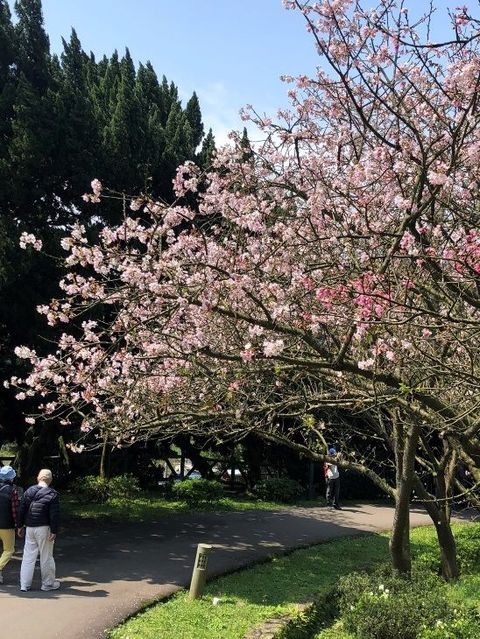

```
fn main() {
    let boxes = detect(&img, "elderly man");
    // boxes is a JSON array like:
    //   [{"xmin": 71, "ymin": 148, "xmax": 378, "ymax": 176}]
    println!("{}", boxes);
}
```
[
  {"xmin": 18, "ymin": 468, "xmax": 60, "ymax": 592},
  {"xmin": 0, "ymin": 465, "xmax": 20, "ymax": 584}
]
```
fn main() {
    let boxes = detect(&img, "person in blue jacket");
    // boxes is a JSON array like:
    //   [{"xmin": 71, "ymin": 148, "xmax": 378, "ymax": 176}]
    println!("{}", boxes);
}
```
[{"xmin": 18, "ymin": 468, "xmax": 60, "ymax": 592}]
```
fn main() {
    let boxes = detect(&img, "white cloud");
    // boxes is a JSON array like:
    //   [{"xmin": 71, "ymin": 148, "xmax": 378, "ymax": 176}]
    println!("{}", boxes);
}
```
[
  {"xmin": 179, "ymin": 80, "xmax": 268, "ymax": 148},
  {"xmin": 196, "ymin": 81, "xmax": 243, "ymax": 145}
]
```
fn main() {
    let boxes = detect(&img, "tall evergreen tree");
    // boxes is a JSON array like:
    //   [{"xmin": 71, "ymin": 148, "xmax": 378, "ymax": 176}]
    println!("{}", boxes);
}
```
[
  {"xmin": 103, "ymin": 48, "xmax": 147, "ymax": 193},
  {"xmin": 136, "ymin": 61, "xmax": 162, "ymax": 110},
  {"xmin": 94, "ymin": 50, "xmax": 120, "ymax": 132},
  {"xmin": 158, "ymin": 75, "xmax": 179, "ymax": 127},
  {"xmin": 197, "ymin": 127, "xmax": 216, "ymax": 169},
  {"xmin": 56, "ymin": 29, "xmax": 99, "ymax": 209},
  {"xmin": 0, "ymin": 1, "xmax": 16, "ymax": 199},
  {"xmin": 0, "ymin": 0, "xmax": 15, "ymax": 86},
  {"xmin": 14, "ymin": 0, "xmax": 51, "ymax": 90},
  {"xmin": 185, "ymin": 92, "xmax": 204, "ymax": 150}
]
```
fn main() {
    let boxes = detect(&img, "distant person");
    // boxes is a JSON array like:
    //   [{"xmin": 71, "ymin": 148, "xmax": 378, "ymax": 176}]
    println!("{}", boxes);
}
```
[
  {"xmin": 0, "ymin": 465, "xmax": 20, "ymax": 584},
  {"xmin": 18, "ymin": 468, "xmax": 60, "ymax": 592},
  {"xmin": 325, "ymin": 448, "xmax": 342, "ymax": 510}
]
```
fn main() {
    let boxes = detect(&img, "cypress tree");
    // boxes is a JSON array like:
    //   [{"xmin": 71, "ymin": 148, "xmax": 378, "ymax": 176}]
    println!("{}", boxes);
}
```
[
  {"xmin": 57, "ymin": 29, "xmax": 99, "ymax": 210},
  {"xmin": 95, "ymin": 50, "xmax": 120, "ymax": 132},
  {"xmin": 240, "ymin": 126, "xmax": 254, "ymax": 163},
  {"xmin": 0, "ymin": 1, "xmax": 16, "ymax": 202},
  {"xmin": 185, "ymin": 91, "xmax": 204, "ymax": 151},
  {"xmin": 0, "ymin": 0, "xmax": 15, "ymax": 86},
  {"xmin": 103, "ymin": 48, "xmax": 147, "ymax": 193},
  {"xmin": 158, "ymin": 75, "xmax": 179, "ymax": 127},
  {"xmin": 197, "ymin": 128, "xmax": 216, "ymax": 169},
  {"xmin": 136, "ymin": 61, "xmax": 162, "ymax": 110},
  {"xmin": 136, "ymin": 61, "xmax": 165, "ymax": 195},
  {"xmin": 14, "ymin": 0, "xmax": 51, "ymax": 91}
]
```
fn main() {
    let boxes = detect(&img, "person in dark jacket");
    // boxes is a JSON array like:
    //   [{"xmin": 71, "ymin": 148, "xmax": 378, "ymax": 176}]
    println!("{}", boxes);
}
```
[
  {"xmin": 0, "ymin": 465, "xmax": 19, "ymax": 584},
  {"xmin": 18, "ymin": 468, "xmax": 60, "ymax": 592}
]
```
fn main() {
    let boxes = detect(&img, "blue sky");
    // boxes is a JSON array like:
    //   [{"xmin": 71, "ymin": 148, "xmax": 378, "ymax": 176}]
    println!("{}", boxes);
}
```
[{"xmin": 10, "ymin": 1, "xmax": 460, "ymax": 144}]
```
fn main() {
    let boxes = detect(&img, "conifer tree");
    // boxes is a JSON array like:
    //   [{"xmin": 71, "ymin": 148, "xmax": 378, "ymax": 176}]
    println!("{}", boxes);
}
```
[
  {"xmin": 14, "ymin": 0, "xmax": 51, "ymax": 90},
  {"xmin": 103, "ymin": 48, "xmax": 147, "ymax": 193},
  {"xmin": 197, "ymin": 127, "xmax": 216, "ymax": 169},
  {"xmin": 185, "ymin": 91, "xmax": 204, "ymax": 150},
  {"xmin": 0, "ymin": 0, "xmax": 16, "ymax": 200},
  {"xmin": 57, "ymin": 29, "xmax": 99, "ymax": 208}
]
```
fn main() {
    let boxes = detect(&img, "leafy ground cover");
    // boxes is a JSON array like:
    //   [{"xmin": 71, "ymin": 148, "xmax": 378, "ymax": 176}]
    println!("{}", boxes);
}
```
[
  {"xmin": 109, "ymin": 523, "xmax": 479, "ymax": 639},
  {"xmin": 316, "ymin": 523, "xmax": 480, "ymax": 639}
]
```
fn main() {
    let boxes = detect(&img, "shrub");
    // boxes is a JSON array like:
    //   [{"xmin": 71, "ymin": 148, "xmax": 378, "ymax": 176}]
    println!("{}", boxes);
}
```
[
  {"xmin": 71, "ymin": 475, "xmax": 110, "ymax": 503},
  {"xmin": 418, "ymin": 608, "xmax": 480, "ymax": 639},
  {"xmin": 171, "ymin": 478, "xmax": 223, "ymax": 506},
  {"xmin": 108, "ymin": 474, "xmax": 141, "ymax": 499},
  {"xmin": 253, "ymin": 478, "xmax": 304, "ymax": 503},
  {"xmin": 338, "ymin": 566, "xmax": 455, "ymax": 639},
  {"xmin": 71, "ymin": 473, "xmax": 141, "ymax": 503}
]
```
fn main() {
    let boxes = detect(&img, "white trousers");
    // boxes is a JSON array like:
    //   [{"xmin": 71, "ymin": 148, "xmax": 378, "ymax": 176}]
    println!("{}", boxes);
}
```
[{"xmin": 20, "ymin": 525, "xmax": 56, "ymax": 589}]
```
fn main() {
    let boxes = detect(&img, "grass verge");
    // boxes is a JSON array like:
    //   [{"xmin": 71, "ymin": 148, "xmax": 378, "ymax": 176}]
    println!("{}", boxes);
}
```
[
  {"xmin": 108, "ymin": 533, "xmax": 390, "ymax": 639},
  {"xmin": 62, "ymin": 493, "xmax": 326, "ymax": 522},
  {"xmin": 109, "ymin": 523, "xmax": 480, "ymax": 639}
]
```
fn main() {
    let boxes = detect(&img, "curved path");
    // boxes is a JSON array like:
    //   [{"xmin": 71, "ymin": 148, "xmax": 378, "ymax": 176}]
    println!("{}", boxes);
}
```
[{"xmin": 0, "ymin": 504, "xmax": 431, "ymax": 638}]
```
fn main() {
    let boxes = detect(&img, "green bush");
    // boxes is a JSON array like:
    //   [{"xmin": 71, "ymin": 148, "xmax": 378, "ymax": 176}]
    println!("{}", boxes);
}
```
[
  {"xmin": 71, "ymin": 474, "xmax": 141, "ymax": 503},
  {"xmin": 253, "ymin": 478, "xmax": 304, "ymax": 503},
  {"xmin": 108, "ymin": 474, "xmax": 141, "ymax": 499},
  {"xmin": 171, "ymin": 478, "xmax": 223, "ymax": 506},
  {"xmin": 418, "ymin": 608, "xmax": 480, "ymax": 639},
  {"xmin": 71, "ymin": 475, "xmax": 110, "ymax": 503},
  {"xmin": 338, "ymin": 567, "xmax": 455, "ymax": 639}
]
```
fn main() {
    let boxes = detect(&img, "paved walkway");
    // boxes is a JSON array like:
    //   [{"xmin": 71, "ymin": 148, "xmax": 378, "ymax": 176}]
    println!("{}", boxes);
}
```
[{"xmin": 0, "ymin": 504, "xmax": 432, "ymax": 638}]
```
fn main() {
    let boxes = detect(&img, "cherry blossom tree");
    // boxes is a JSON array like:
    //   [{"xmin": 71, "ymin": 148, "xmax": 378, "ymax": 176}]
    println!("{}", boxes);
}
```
[{"xmin": 10, "ymin": 0, "xmax": 480, "ymax": 576}]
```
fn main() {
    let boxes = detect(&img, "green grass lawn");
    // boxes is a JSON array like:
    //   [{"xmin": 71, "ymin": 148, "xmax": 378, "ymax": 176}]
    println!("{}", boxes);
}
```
[
  {"xmin": 109, "ymin": 523, "xmax": 480, "ymax": 639},
  {"xmin": 62, "ymin": 492, "xmax": 326, "ymax": 521},
  {"xmin": 109, "ymin": 533, "xmax": 391, "ymax": 639}
]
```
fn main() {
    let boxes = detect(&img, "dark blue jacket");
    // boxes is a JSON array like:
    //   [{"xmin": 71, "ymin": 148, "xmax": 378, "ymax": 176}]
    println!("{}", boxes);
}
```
[
  {"xmin": 0, "ymin": 480, "xmax": 16, "ymax": 528},
  {"xmin": 18, "ymin": 485, "xmax": 60, "ymax": 534}
]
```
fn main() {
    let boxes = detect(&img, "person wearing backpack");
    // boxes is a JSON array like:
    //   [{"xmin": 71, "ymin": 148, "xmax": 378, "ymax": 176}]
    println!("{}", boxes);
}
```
[
  {"xmin": 324, "ymin": 448, "xmax": 342, "ymax": 510},
  {"xmin": 18, "ymin": 468, "xmax": 60, "ymax": 592},
  {"xmin": 0, "ymin": 465, "xmax": 20, "ymax": 584}
]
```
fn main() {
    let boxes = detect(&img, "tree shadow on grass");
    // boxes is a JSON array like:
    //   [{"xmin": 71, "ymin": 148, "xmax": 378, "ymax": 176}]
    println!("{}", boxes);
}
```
[{"xmin": 205, "ymin": 532, "xmax": 391, "ymax": 607}]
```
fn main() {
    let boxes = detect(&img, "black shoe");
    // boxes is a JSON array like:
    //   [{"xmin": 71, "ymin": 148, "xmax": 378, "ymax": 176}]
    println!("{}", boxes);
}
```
[{"xmin": 333, "ymin": 505, "xmax": 342, "ymax": 510}]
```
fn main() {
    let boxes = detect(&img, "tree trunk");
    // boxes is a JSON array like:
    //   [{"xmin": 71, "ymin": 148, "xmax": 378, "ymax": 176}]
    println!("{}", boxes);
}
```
[
  {"xmin": 390, "ymin": 481, "xmax": 412, "ymax": 575},
  {"xmin": 435, "ymin": 515, "xmax": 459, "ymax": 580},
  {"xmin": 413, "ymin": 475, "xmax": 460, "ymax": 580},
  {"xmin": 389, "ymin": 419, "xmax": 420, "ymax": 576},
  {"xmin": 99, "ymin": 432, "xmax": 109, "ymax": 480}
]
